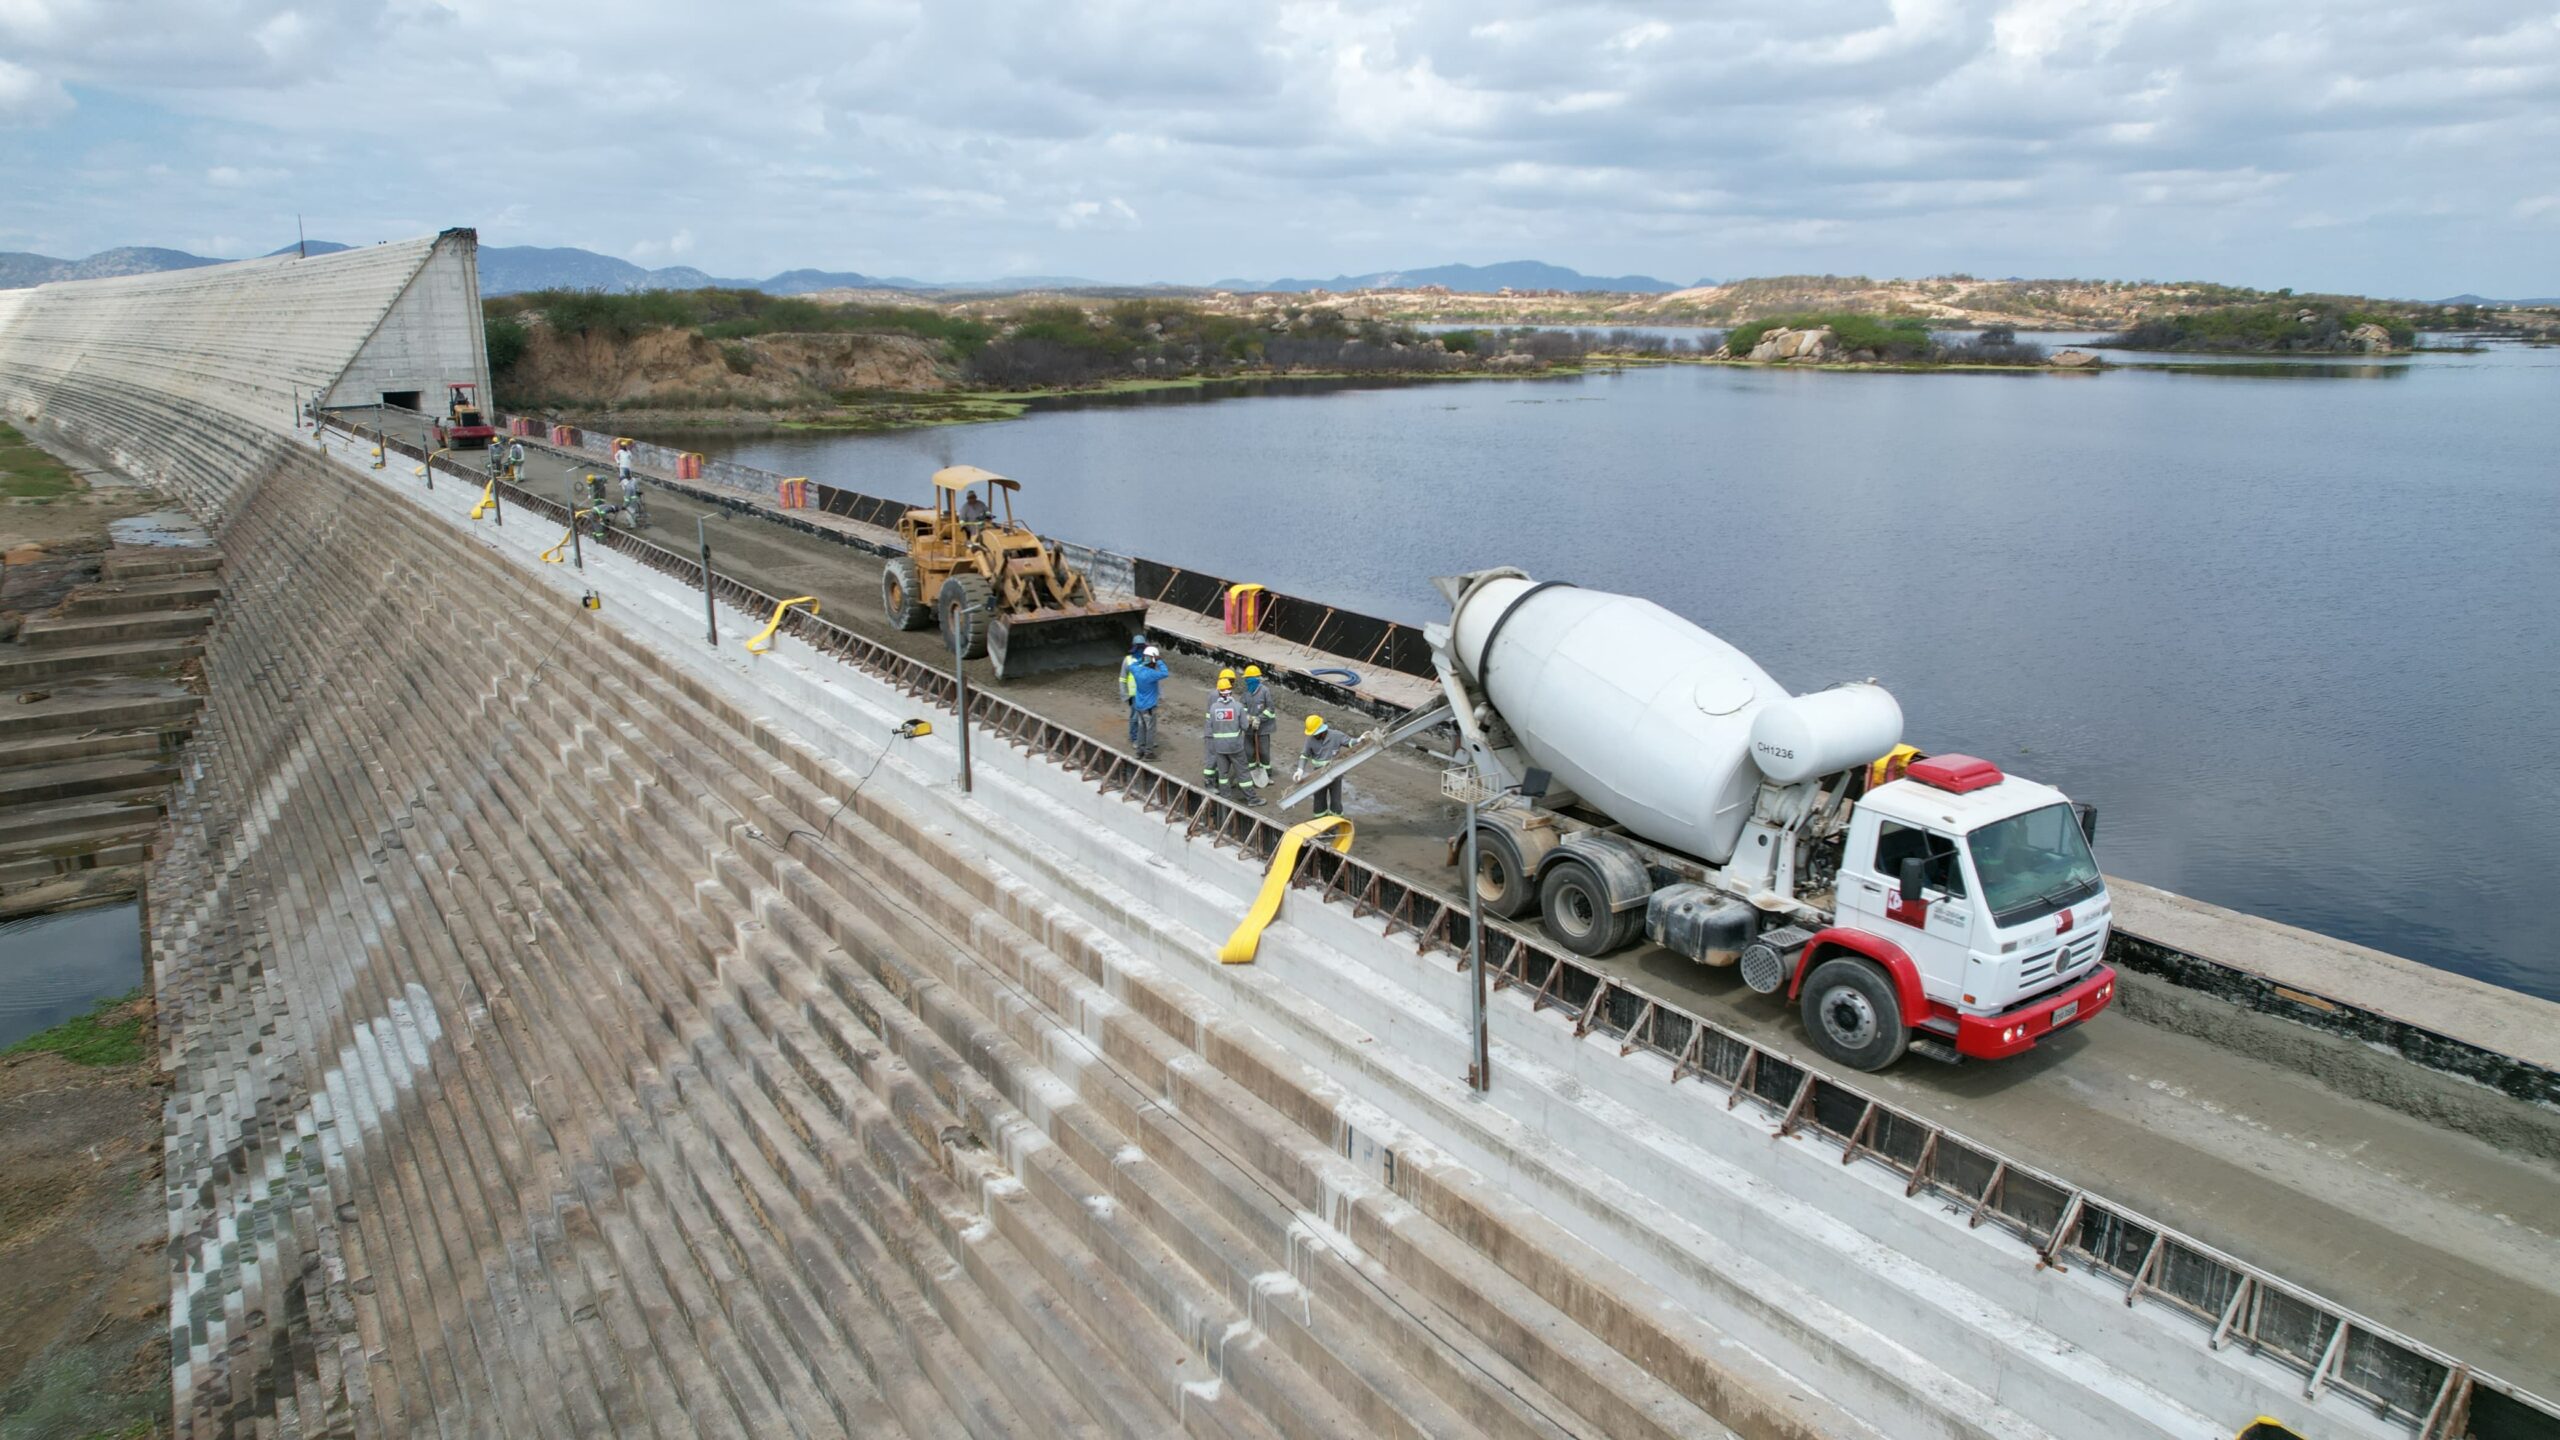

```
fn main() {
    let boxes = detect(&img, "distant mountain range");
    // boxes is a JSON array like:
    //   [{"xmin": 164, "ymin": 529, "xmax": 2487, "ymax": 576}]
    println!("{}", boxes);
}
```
[
  {"xmin": 1213, "ymin": 260, "xmax": 1690, "ymax": 294},
  {"xmin": 2436, "ymin": 292, "xmax": 2560, "ymax": 307},
  {"xmin": 2, "ymin": 240, "xmax": 1696, "ymax": 297}
]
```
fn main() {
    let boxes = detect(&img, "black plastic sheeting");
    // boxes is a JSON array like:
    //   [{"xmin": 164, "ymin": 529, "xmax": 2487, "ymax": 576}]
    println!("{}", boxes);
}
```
[
  {"xmin": 1131, "ymin": 558, "xmax": 1434, "ymax": 680},
  {"xmin": 802, "ymin": 479, "xmax": 1438, "ymax": 681}
]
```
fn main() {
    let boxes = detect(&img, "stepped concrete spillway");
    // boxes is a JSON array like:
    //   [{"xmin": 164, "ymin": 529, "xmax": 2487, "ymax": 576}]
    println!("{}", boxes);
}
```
[{"xmin": 2, "ymin": 237, "xmax": 2554, "ymax": 1439}]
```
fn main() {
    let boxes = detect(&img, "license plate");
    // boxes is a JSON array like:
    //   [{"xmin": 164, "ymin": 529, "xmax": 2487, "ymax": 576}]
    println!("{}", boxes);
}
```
[{"xmin": 2052, "ymin": 1000, "xmax": 2079, "ymax": 1026}]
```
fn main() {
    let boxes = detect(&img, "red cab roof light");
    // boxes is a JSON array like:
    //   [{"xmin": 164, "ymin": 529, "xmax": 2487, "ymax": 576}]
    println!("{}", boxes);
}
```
[{"xmin": 1906, "ymin": 754, "xmax": 2003, "ymax": 794}]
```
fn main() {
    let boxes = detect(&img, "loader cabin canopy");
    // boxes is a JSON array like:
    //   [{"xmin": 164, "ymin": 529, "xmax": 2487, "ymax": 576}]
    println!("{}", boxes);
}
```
[{"xmin": 929, "ymin": 465, "xmax": 1016, "ymax": 527}]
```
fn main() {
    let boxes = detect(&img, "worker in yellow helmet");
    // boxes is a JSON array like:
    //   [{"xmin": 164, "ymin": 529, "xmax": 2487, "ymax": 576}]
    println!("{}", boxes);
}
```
[
  {"xmin": 1203, "ymin": 670, "xmax": 1255, "ymax": 802},
  {"xmin": 1239, "ymin": 665, "xmax": 1280, "ymax": 787},
  {"xmin": 1294, "ymin": 712, "xmax": 1350, "ymax": 817}
]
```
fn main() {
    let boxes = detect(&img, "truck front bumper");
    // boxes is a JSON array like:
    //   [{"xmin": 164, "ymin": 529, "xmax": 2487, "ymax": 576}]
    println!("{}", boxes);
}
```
[{"xmin": 1954, "ymin": 965, "xmax": 2116, "ymax": 1060}]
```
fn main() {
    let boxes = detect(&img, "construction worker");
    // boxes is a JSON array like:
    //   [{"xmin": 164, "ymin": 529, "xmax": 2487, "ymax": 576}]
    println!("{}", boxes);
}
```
[
  {"xmin": 1127, "ymin": 645, "xmax": 1168, "ymax": 759},
  {"xmin": 504, "ymin": 436, "xmax": 526, "ymax": 483},
  {"xmin": 614, "ymin": 437, "xmax": 635, "ymax": 487},
  {"xmin": 1204, "ymin": 671, "xmax": 1254, "ymax": 801},
  {"xmin": 1240, "ymin": 665, "xmax": 1279, "ymax": 788},
  {"xmin": 1119, "ymin": 634, "xmax": 1150, "ymax": 712},
  {"xmin": 1296, "ymin": 714, "xmax": 1350, "ymax": 817}
]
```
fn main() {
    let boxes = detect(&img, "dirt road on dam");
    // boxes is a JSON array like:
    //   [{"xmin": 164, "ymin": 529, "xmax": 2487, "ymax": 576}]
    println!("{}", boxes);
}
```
[{"xmin": 386, "ymin": 415, "xmax": 2560, "ymax": 1395}]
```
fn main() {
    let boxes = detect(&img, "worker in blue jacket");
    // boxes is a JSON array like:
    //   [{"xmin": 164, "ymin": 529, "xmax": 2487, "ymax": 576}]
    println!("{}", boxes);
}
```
[{"xmin": 1127, "ymin": 646, "xmax": 1169, "ymax": 760}]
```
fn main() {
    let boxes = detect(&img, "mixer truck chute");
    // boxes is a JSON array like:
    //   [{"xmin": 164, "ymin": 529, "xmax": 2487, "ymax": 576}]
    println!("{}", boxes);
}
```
[{"xmin": 1290, "ymin": 567, "xmax": 2116, "ymax": 1072}]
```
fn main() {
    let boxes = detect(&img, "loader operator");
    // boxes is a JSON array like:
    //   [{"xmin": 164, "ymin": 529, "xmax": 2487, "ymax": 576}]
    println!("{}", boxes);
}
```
[
  {"xmin": 1204, "ymin": 670, "xmax": 1256, "ymax": 802},
  {"xmin": 1296, "ymin": 714, "xmax": 1349, "ymax": 818},
  {"xmin": 1127, "ymin": 645, "xmax": 1168, "ymax": 760},
  {"xmin": 1240, "ymin": 666, "xmax": 1279, "ymax": 788},
  {"xmin": 961, "ymin": 488, "xmax": 992, "ymax": 529}
]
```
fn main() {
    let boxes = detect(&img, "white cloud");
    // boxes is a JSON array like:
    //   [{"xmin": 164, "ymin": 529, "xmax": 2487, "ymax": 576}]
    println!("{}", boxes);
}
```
[
  {"xmin": 0, "ymin": 56, "xmax": 71, "ymax": 123},
  {"xmin": 0, "ymin": 0, "xmax": 2553, "ymax": 295}
]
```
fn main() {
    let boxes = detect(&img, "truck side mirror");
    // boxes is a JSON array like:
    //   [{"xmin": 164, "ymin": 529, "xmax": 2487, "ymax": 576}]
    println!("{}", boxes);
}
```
[
  {"xmin": 2073, "ymin": 802, "xmax": 2099, "ymax": 849},
  {"xmin": 1898, "ymin": 856, "xmax": 1927, "ymax": 900}
]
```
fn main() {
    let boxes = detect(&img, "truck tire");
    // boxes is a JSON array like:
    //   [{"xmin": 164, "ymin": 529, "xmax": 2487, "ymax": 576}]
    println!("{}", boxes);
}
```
[
  {"xmin": 938, "ymin": 574, "xmax": 993, "ymax": 660},
  {"xmin": 1798, "ymin": 957, "xmax": 1909, "ymax": 1072},
  {"xmin": 882, "ymin": 559, "xmax": 931, "ymax": 631},
  {"xmin": 1471, "ymin": 821, "xmax": 1536, "ymax": 919},
  {"xmin": 1537, "ymin": 859, "xmax": 1642, "ymax": 957}
]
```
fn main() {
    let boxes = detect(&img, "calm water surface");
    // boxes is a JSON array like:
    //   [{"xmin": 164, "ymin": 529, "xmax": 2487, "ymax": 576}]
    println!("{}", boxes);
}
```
[
  {"xmin": 701, "ymin": 342, "xmax": 2560, "ymax": 999},
  {"xmin": 0, "ymin": 902, "xmax": 143, "ymax": 1049}
]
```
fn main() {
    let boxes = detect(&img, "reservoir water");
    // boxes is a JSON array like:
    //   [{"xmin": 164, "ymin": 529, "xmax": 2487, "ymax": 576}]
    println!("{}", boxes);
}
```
[
  {"xmin": 0, "ymin": 902, "xmax": 144, "ymax": 1050},
  {"xmin": 692, "ymin": 339, "xmax": 2560, "ymax": 1001}
]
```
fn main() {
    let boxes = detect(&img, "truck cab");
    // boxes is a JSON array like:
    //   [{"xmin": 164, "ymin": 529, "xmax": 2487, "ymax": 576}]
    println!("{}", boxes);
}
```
[{"xmin": 1795, "ymin": 753, "xmax": 2116, "ymax": 1067}]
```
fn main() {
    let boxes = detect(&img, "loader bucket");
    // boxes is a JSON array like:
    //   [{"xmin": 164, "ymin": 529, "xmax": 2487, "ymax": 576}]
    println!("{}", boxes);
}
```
[{"xmin": 987, "ymin": 605, "xmax": 1149, "ymax": 681}]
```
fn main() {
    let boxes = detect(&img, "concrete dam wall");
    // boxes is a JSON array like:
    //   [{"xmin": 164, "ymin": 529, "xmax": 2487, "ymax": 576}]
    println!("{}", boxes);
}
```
[{"xmin": 4, "ymin": 238, "xmax": 2553, "ymax": 1439}]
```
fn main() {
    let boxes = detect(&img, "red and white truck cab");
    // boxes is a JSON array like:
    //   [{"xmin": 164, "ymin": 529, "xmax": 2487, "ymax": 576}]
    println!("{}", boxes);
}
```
[{"xmin": 1795, "ymin": 754, "xmax": 2116, "ymax": 1068}]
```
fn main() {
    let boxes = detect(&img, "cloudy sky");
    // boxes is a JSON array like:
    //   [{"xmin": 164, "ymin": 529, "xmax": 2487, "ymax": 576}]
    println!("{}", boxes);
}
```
[{"xmin": 3, "ymin": 0, "xmax": 2556, "ymax": 296}]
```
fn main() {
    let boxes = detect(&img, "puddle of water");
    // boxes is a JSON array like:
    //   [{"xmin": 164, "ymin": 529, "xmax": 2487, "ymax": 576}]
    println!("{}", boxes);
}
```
[
  {"xmin": 0, "ymin": 902, "xmax": 144, "ymax": 1050},
  {"xmin": 108, "ymin": 509, "xmax": 211, "ymax": 548}
]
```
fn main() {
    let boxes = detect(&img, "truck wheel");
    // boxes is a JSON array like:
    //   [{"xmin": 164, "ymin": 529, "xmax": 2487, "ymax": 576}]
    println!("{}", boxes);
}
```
[
  {"xmin": 1537, "ymin": 859, "xmax": 1639, "ymax": 957},
  {"xmin": 1798, "ymin": 957, "xmax": 1909, "ymax": 1072},
  {"xmin": 1471, "ymin": 822, "xmax": 1536, "ymax": 919},
  {"xmin": 938, "ymin": 574, "xmax": 993, "ymax": 659},
  {"xmin": 882, "ymin": 559, "xmax": 931, "ymax": 631}
]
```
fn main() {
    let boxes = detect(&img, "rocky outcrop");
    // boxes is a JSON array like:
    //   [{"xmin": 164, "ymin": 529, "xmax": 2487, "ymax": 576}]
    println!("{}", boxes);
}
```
[
  {"xmin": 1746, "ymin": 326, "xmax": 1838, "ymax": 362},
  {"xmin": 2348, "ymin": 322, "xmax": 2397, "ymax": 353},
  {"xmin": 2049, "ymin": 348, "xmax": 2103, "ymax": 368}
]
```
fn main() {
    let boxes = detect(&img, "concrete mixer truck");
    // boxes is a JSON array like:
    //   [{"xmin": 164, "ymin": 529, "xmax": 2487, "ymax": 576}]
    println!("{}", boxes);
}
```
[{"xmin": 1290, "ymin": 568, "xmax": 2116, "ymax": 1071}]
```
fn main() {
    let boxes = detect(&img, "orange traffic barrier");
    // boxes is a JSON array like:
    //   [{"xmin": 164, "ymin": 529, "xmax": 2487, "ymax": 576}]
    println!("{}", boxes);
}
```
[
  {"xmin": 1224, "ymin": 583, "xmax": 1265, "ymax": 635},
  {"xmin": 509, "ymin": 417, "xmax": 538, "ymax": 437},
  {"xmin": 550, "ymin": 424, "xmax": 578, "ymax": 447},
  {"xmin": 675, "ymin": 452, "xmax": 704, "ymax": 479},
  {"xmin": 778, "ymin": 477, "xmax": 810, "ymax": 508}
]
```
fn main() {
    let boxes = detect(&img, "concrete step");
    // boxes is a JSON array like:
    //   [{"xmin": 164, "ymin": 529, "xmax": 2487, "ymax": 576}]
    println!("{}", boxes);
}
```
[
  {"xmin": 0, "ymin": 637, "xmax": 200, "ymax": 683},
  {"xmin": 0, "ymin": 839, "xmax": 150, "ymax": 888},
  {"xmin": 101, "ymin": 547, "xmax": 221, "ymax": 581},
  {"xmin": 0, "ymin": 727, "xmax": 180, "ymax": 769},
  {"xmin": 0, "ymin": 865, "xmax": 143, "ymax": 920},
  {"xmin": 0, "ymin": 755, "xmax": 179, "ymax": 809},
  {"xmin": 0, "ymin": 680, "xmax": 198, "ymax": 742},
  {"xmin": 61, "ymin": 575, "xmax": 223, "ymax": 616},
  {"xmin": 0, "ymin": 796, "xmax": 163, "ymax": 851},
  {"xmin": 17, "ymin": 607, "xmax": 215, "ymax": 648}
]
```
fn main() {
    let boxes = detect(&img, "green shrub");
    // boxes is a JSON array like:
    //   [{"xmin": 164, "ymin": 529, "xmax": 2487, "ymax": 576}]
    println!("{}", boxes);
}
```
[{"xmin": 484, "ymin": 316, "xmax": 530, "ymax": 375}]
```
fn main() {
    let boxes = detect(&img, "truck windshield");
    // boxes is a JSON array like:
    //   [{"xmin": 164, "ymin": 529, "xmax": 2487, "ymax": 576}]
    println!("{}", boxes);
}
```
[{"xmin": 1967, "ymin": 804, "xmax": 2101, "ymax": 926}]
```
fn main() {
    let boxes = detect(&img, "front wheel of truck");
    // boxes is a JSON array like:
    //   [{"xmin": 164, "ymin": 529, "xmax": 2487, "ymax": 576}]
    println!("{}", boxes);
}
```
[{"xmin": 1799, "ymin": 956, "xmax": 1909, "ymax": 1071}]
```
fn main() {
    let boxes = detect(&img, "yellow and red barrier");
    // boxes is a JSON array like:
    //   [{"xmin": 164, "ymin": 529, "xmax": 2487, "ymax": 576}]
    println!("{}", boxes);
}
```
[
  {"xmin": 778, "ymin": 477, "xmax": 811, "ymax": 509},
  {"xmin": 549, "ymin": 424, "xmax": 578, "ymax": 447},
  {"xmin": 1224, "ymin": 583, "xmax": 1265, "ymax": 635}
]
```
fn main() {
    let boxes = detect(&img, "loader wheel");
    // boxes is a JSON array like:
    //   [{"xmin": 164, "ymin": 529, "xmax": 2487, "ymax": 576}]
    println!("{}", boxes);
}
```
[
  {"xmin": 937, "ymin": 574, "xmax": 993, "ymax": 660},
  {"xmin": 1536, "ymin": 859, "xmax": 1640, "ymax": 957},
  {"xmin": 1471, "ymin": 822, "xmax": 1536, "ymax": 920},
  {"xmin": 882, "ymin": 559, "xmax": 931, "ymax": 631},
  {"xmin": 1799, "ymin": 957, "xmax": 1908, "ymax": 1072}
]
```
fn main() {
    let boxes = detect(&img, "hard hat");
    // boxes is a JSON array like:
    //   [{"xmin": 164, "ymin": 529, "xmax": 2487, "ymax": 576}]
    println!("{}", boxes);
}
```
[
  {"xmin": 1303, "ymin": 715, "xmax": 1326, "ymax": 736},
  {"xmin": 1130, "ymin": 634, "xmax": 1148, "ymax": 651},
  {"xmin": 1242, "ymin": 665, "xmax": 1261, "ymax": 678},
  {"xmin": 1143, "ymin": 645, "xmax": 1160, "ymax": 658},
  {"xmin": 1217, "ymin": 668, "xmax": 1236, "ymax": 686}
]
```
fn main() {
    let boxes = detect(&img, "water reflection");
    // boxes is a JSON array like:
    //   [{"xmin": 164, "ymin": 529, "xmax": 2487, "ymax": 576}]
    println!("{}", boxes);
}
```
[{"xmin": 0, "ymin": 903, "xmax": 143, "ymax": 1049}]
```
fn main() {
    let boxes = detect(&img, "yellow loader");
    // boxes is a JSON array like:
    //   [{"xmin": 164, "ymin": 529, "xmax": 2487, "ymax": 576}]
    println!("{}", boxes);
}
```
[{"xmin": 880, "ymin": 465, "xmax": 1147, "ymax": 679}]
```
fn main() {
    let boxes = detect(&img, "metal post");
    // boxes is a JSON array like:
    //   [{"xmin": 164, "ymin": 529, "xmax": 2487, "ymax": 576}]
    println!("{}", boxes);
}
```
[
  {"xmin": 1465, "ymin": 797, "xmax": 1490, "ymax": 1091},
  {"xmin": 952, "ymin": 609, "xmax": 974, "ymax": 794},
  {"xmin": 695, "ymin": 514, "xmax": 718, "ymax": 646},
  {"xmin": 564, "ymin": 479, "xmax": 583, "ymax": 570}
]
